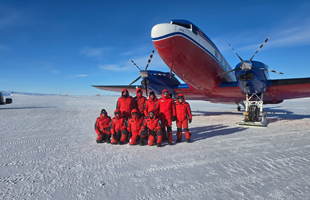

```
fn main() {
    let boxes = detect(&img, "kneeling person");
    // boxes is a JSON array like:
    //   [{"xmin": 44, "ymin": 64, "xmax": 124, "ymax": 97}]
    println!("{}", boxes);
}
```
[
  {"xmin": 141, "ymin": 110, "xmax": 163, "ymax": 147},
  {"xmin": 127, "ymin": 109, "xmax": 145, "ymax": 145},
  {"xmin": 111, "ymin": 109, "xmax": 128, "ymax": 145},
  {"xmin": 94, "ymin": 109, "xmax": 111, "ymax": 143}
]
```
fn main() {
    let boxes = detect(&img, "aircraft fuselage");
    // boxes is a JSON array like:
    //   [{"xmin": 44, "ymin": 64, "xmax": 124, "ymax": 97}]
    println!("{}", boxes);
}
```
[{"xmin": 152, "ymin": 20, "xmax": 236, "ymax": 91}]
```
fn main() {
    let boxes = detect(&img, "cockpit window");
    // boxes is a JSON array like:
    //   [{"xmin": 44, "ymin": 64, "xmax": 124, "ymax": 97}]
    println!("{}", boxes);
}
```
[{"xmin": 171, "ymin": 21, "xmax": 191, "ymax": 29}]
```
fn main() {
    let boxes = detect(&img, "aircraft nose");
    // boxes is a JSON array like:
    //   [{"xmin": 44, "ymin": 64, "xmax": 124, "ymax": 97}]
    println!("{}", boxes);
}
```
[{"xmin": 151, "ymin": 23, "xmax": 175, "ymax": 39}]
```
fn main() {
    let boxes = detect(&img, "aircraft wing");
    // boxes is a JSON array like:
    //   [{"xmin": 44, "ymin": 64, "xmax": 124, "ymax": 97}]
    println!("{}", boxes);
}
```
[
  {"xmin": 266, "ymin": 77, "xmax": 310, "ymax": 101},
  {"xmin": 92, "ymin": 85, "xmax": 145, "ymax": 95}
]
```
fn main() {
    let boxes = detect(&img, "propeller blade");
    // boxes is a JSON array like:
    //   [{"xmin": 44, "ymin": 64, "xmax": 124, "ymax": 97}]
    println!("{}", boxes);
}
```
[
  {"xmin": 228, "ymin": 43, "xmax": 243, "ymax": 62},
  {"xmin": 145, "ymin": 50, "xmax": 155, "ymax": 70},
  {"xmin": 129, "ymin": 76, "xmax": 141, "ymax": 86},
  {"xmin": 249, "ymin": 36, "xmax": 270, "ymax": 61},
  {"xmin": 216, "ymin": 67, "xmax": 240, "ymax": 77},
  {"xmin": 131, "ymin": 60, "xmax": 141, "ymax": 71},
  {"xmin": 252, "ymin": 66, "xmax": 283, "ymax": 74},
  {"xmin": 262, "ymin": 68, "xmax": 283, "ymax": 74},
  {"xmin": 266, "ymin": 69, "xmax": 283, "ymax": 74},
  {"xmin": 144, "ymin": 78, "xmax": 148, "ymax": 96}
]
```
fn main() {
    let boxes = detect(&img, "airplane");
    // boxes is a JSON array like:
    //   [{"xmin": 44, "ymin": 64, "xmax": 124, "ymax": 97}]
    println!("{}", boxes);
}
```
[
  {"xmin": 92, "ymin": 19, "xmax": 310, "ymax": 126},
  {"xmin": 0, "ymin": 92, "xmax": 12, "ymax": 105}
]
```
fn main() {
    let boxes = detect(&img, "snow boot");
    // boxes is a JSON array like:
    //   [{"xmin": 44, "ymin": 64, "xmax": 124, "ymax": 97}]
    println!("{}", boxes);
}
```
[
  {"xmin": 157, "ymin": 143, "xmax": 161, "ymax": 147},
  {"xmin": 168, "ymin": 142, "xmax": 172, "ymax": 145},
  {"xmin": 106, "ymin": 135, "xmax": 111, "ymax": 143},
  {"xmin": 139, "ymin": 138, "xmax": 144, "ymax": 146},
  {"xmin": 186, "ymin": 139, "xmax": 191, "ymax": 143},
  {"xmin": 96, "ymin": 139, "xmax": 102, "ymax": 143},
  {"xmin": 119, "ymin": 141, "xmax": 124, "ymax": 145},
  {"xmin": 176, "ymin": 138, "xmax": 181, "ymax": 143}
]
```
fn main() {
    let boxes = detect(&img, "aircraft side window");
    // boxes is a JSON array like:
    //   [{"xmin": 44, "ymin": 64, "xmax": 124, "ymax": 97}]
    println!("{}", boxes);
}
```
[
  {"xmin": 215, "ymin": 51, "xmax": 218, "ymax": 58},
  {"xmin": 191, "ymin": 25, "xmax": 198, "ymax": 35}
]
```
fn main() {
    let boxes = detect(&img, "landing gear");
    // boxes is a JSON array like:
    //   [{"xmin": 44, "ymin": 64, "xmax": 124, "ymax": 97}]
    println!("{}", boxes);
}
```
[{"xmin": 236, "ymin": 93, "xmax": 268, "ymax": 127}]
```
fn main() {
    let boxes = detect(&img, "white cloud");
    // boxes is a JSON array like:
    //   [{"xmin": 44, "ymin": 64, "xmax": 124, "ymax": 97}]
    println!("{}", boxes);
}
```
[
  {"xmin": 76, "ymin": 74, "xmax": 88, "ymax": 77},
  {"xmin": 214, "ymin": 16, "xmax": 310, "ymax": 54},
  {"xmin": 98, "ymin": 64, "xmax": 132, "ymax": 72},
  {"xmin": 80, "ymin": 47, "xmax": 108, "ymax": 59},
  {"xmin": 0, "ymin": 44, "xmax": 8, "ymax": 50}
]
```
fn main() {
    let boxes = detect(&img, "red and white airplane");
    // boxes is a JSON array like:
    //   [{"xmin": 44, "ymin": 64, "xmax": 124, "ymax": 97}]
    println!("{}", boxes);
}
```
[{"xmin": 93, "ymin": 19, "xmax": 310, "ymax": 112}]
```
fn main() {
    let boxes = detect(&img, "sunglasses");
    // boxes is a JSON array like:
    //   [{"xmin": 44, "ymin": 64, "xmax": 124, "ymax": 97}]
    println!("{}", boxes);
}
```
[
  {"xmin": 132, "ymin": 112, "xmax": 137, "ymax": 115},
  {"xmin": 115, "ymin": 112, "xmax": 121, "ymax": 115}
]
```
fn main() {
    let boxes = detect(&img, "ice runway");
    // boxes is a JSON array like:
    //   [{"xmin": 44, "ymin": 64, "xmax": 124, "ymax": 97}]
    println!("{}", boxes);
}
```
[{"xmin": 1, "ymin": 95, "xmax": 310, "ymax": 199}]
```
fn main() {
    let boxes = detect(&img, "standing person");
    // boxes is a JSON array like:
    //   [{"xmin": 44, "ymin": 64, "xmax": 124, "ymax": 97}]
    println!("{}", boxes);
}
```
[
  {"xmin": 154, "ymin": 89, "xmax": 176, "ymax": 145},
  {"xmin": 116, "ymin": 89, "xmax": 135, "ymax": 120},
  {"xmin": 94, "ymin": 109, "xmax": 111, "ymax": 143},
  {"xmin": 144, "ymin": 91, "xmax": 159, "ymax": 117},
  {"xmin": 141, "ymin": 109, "xmax": 163, "ymax": 147},
  {"xmin": 133, "ymin": 88, "xmax": 147, "ymax": 117},
  {"xmin": 127, "ymin": 109, "xmax": 146, "ymax": 145},
  {"xmin": 110, "ymin": 109, "xmax": 128, "ymax": 145},
  {"xmin": 175, "ymin": 94, "xmax": 192, "ymax": 143}
]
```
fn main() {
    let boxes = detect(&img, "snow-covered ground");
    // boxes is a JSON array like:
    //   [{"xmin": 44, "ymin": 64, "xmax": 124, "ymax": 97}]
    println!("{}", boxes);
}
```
[{"xmin": 1, "ymin": 95, "xmax": 310, "ymax": 199}]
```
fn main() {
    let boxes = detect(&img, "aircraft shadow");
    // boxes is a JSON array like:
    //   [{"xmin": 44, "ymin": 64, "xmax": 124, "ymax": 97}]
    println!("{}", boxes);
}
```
[
  {"xmin": 191, "ymin": 110, "xmax": 241, "ymax": 117},
  {"xmin": 265, "ymin": 108, "xmax": 310, "ymax": 123},
  {"xmin": 173, "ymin": 124, "xmax": 247, "ymax": 144}
]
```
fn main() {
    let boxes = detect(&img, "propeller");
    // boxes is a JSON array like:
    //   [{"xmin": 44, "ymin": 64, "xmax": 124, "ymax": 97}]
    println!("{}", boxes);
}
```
[
  {"xmin": 129, "ymin": 50, "xmax": 155, "ymax": 95},
  {"xmin": 217, "ymin": 36, "xmax": 283, "ymax": 77}
]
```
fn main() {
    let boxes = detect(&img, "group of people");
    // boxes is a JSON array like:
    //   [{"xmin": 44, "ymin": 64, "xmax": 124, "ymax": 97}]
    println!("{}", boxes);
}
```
[{"xmin": 94, "ymin": 88, "xmax": 192, "ymax": 147}]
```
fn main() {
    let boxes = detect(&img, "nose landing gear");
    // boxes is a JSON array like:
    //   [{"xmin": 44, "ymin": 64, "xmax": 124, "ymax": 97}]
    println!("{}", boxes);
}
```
[{"xmin": 237, "ymin": 93, "xmax": 268, "ymax": 127}]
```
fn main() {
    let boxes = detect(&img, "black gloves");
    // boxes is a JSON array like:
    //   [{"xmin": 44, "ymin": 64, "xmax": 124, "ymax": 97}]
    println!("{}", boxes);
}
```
[
  {"xmin": 189, "ymin": 119, "xmax": 192, "ymax": 123},
  {"xmin": 150, "ymin": 129, "xmax": 156, "ymax": 136},
  {"xmin": 172, "ymin": 116, "xmax": 176, "ymax": 121}
]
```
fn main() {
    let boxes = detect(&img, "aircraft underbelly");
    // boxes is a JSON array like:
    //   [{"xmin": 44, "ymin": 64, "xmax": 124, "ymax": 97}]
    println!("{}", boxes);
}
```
[{"xmin": 153, "ymin": 35, "xmax": 226, "ymax": 90}]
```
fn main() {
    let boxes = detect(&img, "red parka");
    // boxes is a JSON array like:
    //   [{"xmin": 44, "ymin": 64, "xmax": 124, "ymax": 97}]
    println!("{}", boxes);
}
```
[
  {"xmin": 141, "ymin": 114, "xmax": 161, "ymax": 132},
  {"xmin": 127, "ymin": 109, "xmax": 144, "ymax": 135},
  {"xmin": 133, "ymin": 88, "xmax": 147, "ymax": 116},
  {"xmin": 116, "ymin": 89, "xmax": 135, "ymax": 119},
  {"xmin": 144, "ymin": 95, "xmax": 158, "ymax": 116},
  {"xmin": 110, "ymin": 109, "xmax": 127, "ymax": 135},
  {"xmin": 175, "ymin": 94, "xmax": 192, "ymax": 121},
  {"xmin": 95, "ymin": 114, "xmax": 111, "ymax": 136},
  {"xmin": 154, "ymin": 89, "xmax": 176, "ymax": 119}
]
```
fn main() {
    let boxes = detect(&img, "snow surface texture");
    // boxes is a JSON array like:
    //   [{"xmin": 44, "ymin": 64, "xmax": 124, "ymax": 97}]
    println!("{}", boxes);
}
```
[{"xmin": 1, "ymin": 95, "xmax": 310, "ymax": 200}]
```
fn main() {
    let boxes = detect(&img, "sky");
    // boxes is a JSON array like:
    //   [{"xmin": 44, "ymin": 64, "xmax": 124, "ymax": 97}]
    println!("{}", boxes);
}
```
[{"xmin": 1, "ymin": 0, "xmax": 310, "ymax": 95}]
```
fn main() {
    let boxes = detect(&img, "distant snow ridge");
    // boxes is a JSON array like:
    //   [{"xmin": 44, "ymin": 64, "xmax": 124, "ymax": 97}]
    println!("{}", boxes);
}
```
[{"xmin": 0, "ymin": 91, "xmax": 57, "ymax": 96}]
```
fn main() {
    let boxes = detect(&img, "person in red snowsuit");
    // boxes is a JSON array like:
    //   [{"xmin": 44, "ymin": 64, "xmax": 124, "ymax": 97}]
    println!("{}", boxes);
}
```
[
  {"xmin": 175, "ymin": 94, "xmax": 192, "ymax": 143},
  {"xmin": 133, "ymin": 88, "xmax": 147, "ymax": 117},
  {"xmin": 144, "ymin": 91, "xmax": 159, "ymax": 117},
  {"xmin": 127, "ymin": 109, "xmax": 146, "ymax": 145},
  {"xmin": 94, "ymin": 109, "xmax": 111, "ymax": 143},
  {"xmin": 110, "ymin": 109, "xmax": 128, "ymax": 145},
  {"xmin": 116, "ymin": 89, "xmax": 135, "ymax": 120},
  {"xmin": 154, "ymin": 89, "xmax": 176, "ymax": 145},
  {"xmin": 141, "ymin": 109, "xmax": 163, "ymax": 147}
]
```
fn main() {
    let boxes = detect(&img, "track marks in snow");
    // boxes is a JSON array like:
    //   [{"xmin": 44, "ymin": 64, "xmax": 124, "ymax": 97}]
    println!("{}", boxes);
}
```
[
  {"xmin": 0, "ymin": 135, "xmax": 78, "ymax": 147},
  {"xmin": 0, "ymin": 143, "xmax": 89, "ymax": 158}
]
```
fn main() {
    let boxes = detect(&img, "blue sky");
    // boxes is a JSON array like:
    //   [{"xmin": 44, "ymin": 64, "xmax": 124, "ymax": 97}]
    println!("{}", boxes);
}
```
[{"xmin": 1, "ymin": 0, "xmax": 310, "ymax": 95}]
